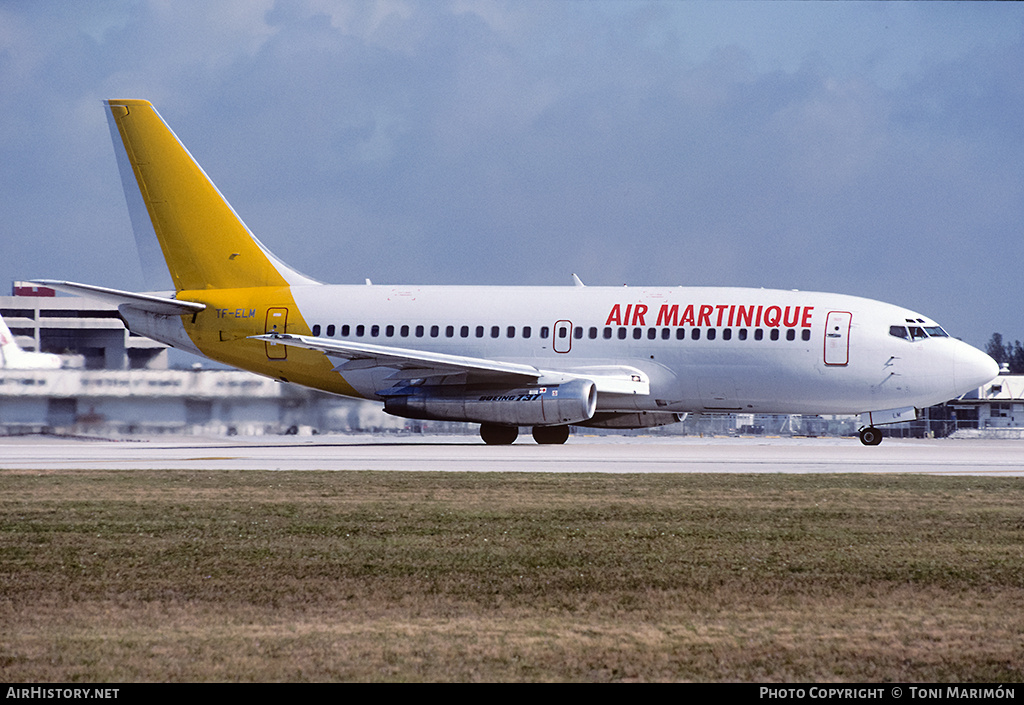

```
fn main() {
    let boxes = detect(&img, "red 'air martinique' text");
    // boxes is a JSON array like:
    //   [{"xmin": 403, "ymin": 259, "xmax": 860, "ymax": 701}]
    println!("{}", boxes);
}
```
[{"xmin": 605, "ymin": 304, "xmax": 814, "ymax": 328}]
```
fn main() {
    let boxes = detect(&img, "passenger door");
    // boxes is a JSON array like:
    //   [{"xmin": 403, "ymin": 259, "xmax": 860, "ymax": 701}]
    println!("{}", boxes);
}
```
[
  {"xmin": 824, "ymin": 311, "xmax": 851, "ymax": 366},
  {"xmin": 265, "ymin": 307, "xmax": 289, "ymax": 360},
  {"xmin": 553, "ymin": 320, "xmax": 572, "ymax": 354}
]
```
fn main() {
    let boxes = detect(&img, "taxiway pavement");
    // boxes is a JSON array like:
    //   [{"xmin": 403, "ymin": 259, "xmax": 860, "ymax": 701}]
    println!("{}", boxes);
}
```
[{"xmin": 0, "ymin": 434, "xmax": 1020, "ymax": 475}]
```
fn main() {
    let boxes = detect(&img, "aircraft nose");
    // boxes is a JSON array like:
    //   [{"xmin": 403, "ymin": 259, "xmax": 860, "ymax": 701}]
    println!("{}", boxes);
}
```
[{"xmin": 954, "ymin": 343, "xmax": 999, "ymax": 393}]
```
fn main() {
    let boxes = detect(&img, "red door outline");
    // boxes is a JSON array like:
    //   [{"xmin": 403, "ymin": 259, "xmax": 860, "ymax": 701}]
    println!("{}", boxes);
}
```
[
  {"xmin": 824, "ymin": 311, "xmax": 851, "ymax": 366},
  {"xmin": 553, "ymin": 320, "xmax": 572, "ymax": 353}
]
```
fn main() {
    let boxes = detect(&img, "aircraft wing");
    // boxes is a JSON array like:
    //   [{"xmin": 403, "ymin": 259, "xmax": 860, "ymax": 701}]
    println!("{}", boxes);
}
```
[
  {"xmin": 251, "ymin": 333, "xmax": 651, "ymax": 395},
  {"xmin": 250, "ymin": 333, "xmax": 543, "ymax": 385},
  {"xmin": 31, "ymin": 280, "xmax": 206, "ymax": 316}
]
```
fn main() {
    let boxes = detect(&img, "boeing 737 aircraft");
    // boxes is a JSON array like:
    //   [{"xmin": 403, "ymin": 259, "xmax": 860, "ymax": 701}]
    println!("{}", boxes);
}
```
[{"xmin": 35, "ymin": 100, "xmax": 998, "ymax": 444}]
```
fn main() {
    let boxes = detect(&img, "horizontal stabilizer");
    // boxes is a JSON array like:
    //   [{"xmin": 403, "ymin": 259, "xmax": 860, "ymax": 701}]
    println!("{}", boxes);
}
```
[{"xmin": 30, "ymin": 280, "xmax": 206, "ymax": 316}]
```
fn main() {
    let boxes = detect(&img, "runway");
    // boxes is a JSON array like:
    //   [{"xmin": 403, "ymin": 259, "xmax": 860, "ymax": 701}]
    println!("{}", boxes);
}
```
[{"xmin": 0, "ymin": 434, "xmax": 1020, "ymax": 475}]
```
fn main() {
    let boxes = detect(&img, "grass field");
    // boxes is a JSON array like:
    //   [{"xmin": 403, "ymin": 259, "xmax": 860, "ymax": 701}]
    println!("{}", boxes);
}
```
[{"xmin": 1, "ymin": 469, "xmax": 1022, "ymax": 682}]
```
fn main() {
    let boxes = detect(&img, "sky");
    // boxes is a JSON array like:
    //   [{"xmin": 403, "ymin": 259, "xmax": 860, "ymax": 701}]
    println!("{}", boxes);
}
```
[{"xmin": 1, "ymin": 0, "xmax": 1022, "ymax": 349}]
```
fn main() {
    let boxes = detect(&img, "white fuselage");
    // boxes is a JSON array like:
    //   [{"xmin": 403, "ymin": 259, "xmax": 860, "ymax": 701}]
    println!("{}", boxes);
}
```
[{"xmin": 284, "ymin": 284, "xmax": 995, "ymax": 416}]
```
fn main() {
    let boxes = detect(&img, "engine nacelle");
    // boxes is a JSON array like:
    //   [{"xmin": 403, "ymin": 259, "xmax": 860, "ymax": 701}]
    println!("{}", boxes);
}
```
[{"xmin": 384, "ymin": 379, "xmax": 597, "ymax": 426}]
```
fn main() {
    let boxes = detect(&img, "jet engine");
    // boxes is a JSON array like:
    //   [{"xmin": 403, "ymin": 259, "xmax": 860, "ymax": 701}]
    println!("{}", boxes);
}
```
[{"xmin": 383, "ymin": 379, "xmax": 597, "ymax": 426}]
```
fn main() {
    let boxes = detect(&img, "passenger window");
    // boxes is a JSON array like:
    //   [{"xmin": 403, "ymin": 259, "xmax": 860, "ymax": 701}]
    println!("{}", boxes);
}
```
[
  {"xmin": 632, "ymin": 327, "xmax": 642, "ymax": 340},
  {"xmin": 491, "ymin": 326, "xmax": 500, "ymax": 338},
  {"xmin": 400, "ymin": 324, "xmax": 409, "ymax": 337},
  {"xmin": 446, "ymin": 325, "xmax": 454, "ymax": 337},
  {"xmin": 889, "ymin": 326, "xmax": 909, "ymax": 340},
  {"xmin": 738, "ymin": 328, "xmax": 747, "ymax": 341},
  {"xmin": 647, "ymin": 328, "xmax": 656, "ymax": 340},
  {"xmin": 589, "ymin": 327, "xmax": 598, "ymax": 339},
  {"xmin": 523, "ymin": 326, "xmax": 532, "ymax": 339},
  {"xmin": 430, "ymin": 325, "xmax": 439, "ymax": 338},
  {"xmin": 707, "ymin": 328, "xmax": 716, "ymax": 341},
  {"xmin": 661, "ymin": 328, "xmax": 670, "ymax": 340},
  {"xmin": 754, "ymin": 329, "xmax": 763, "ymax": 341},
  {"xmin": 355, "ymin": 324, "xmax": 364, "ymax": 337},
  {"xmin": 692, "ymin": 328, "xmax": 701, "ymax": 340},
  {"xmin": 385, "ymin": 324, "xmax": 394, "ymax": 337},
  {"xmin": 617, "ymin": 327, "xmax": 626, "ymax": 340},
  {"xmin": 476, "ymin": 326, "xmax": 484, "ymax": 338},
  {"xmin": 540, "ymin": 327, "xmax": 550, "ymax": 339},
  {"xmin": 676, "ymin": 328, "xmax": 685, "ymax": 340},
  {"xmin": 786, "ymin": 329, "xmax": 795, "ymax": 341},
  {"xmin": 801, "ymin": 330, "xmax": 810, "ymax": 341},
  {"xmin": 574, "ymin": 326, "xmax": 583, "ymax": 339},
  {"xmin": 770, "ymin": 329, "xmax": 780, "ymax": 341},
  {"xmin": 507, "ymin": 326, "xmax": 515, "ymax": 338},
  {"xmin": 341, "ymin": 324, "xmax": 350, "ymax": 336},
  {"xmin": 722, "ymin": 328, "xmax": 732, "ymax": 341},
  {"xmin": 460, "ymin": 325, "xmax": 469, "ymax": 338},
  {"xmin": 312, "ymin": 324, "xmax": 321, "ymax": 336},
  {"xmin": 415, "ymin": 325, "xmax": 424, "ymax": 337},
  {"xmin": 324, "ymin": 324, "xmax": 334, "ymax": 337},
  {"xmin": 604, "ymin": 327, "xmax": 613, "ymax": 339},
  {"xmin": 370, "ymin": 325, "xmax": 379, "ymax": 337}
]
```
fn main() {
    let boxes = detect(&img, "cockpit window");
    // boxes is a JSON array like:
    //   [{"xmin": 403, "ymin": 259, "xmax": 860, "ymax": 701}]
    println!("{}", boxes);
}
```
[{"xmin": 891, "ymin": 323, "xmax": 949, "ymax": 341}]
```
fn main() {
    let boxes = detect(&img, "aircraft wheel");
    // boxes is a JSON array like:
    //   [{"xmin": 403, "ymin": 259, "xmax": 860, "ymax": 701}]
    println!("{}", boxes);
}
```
[
  {"xmin": 859, "ymin": 426, "xmax": 883, "ymax": 446},
  {"xmin": 480, "ymin": 424, "xmax": 518, "ymax": 445},
  {"xmin": 532, "ymin": 425, "xmax": 570, "ymax": 445}
]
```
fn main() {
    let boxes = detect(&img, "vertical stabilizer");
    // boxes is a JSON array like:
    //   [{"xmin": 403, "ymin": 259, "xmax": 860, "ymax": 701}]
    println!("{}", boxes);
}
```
[
  {"xmin": 105, "ymin": 100, "xmax": 318, "ymax": 292},
  {"xmin": 0, "ymin": 315, "xmax": 61, "ymax": 369},
  {"xmin": 0, "ymin": 315, "xmax": 18, "ymax": 367}
]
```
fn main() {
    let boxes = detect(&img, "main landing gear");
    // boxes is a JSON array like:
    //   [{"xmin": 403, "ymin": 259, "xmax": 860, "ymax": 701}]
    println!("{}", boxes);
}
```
[
  {"xmin": 480, "ymin": 424, "xmax": 518, "ymax": 445},
  {"xmin": 479, "ymin": 424, "xmax": 571, "ymax": 445},
  {"xmin": 532, "ymin": 425, "xmax": 570, "ymax": 445},
  {"xmin": 858, "ymin": 426, "xmax": 883, "ymax": 446}
]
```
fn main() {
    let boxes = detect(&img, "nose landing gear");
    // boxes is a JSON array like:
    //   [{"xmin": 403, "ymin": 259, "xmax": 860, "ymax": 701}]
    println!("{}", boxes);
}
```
[{"xmin": 858, "ymin": 426, "xmax": 883, "ymax": 446}]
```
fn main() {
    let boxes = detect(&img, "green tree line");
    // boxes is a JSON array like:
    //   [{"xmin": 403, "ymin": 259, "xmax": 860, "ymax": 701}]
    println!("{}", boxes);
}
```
[{"xmin": 985, "ymin": 333, "xmax": 1024, "ymax": 373}]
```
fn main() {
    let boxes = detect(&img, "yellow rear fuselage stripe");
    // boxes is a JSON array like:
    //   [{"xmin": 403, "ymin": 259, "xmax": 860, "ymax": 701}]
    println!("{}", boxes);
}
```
[{"xmin": 179, "ymin": 286, "xmax": 361, "ymax": 397}]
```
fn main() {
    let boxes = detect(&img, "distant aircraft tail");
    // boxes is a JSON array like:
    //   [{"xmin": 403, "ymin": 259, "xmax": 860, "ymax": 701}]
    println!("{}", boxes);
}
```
[
  {"xmin": 0, "ymin": 315, "xmax": 18, "ymax": 366},
  {"xmin": 0, "ymin": 315, "xmax": 61, "ymax": 370},
  {"xmin": 104, "ymin": 100, "xmax": 319, "ymax": 292}
]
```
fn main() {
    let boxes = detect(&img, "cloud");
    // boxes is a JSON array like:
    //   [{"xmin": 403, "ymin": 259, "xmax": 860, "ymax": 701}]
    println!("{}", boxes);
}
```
[{"xmin": 1, "ymin": 1, "xmax": 1022, "ymax": 347}]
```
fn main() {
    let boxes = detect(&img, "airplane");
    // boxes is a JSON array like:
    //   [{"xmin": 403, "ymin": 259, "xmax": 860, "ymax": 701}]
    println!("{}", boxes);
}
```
[
  {"xmin": 0, "ymin": 315, "xmax": 62, "ymax": 370},
  {"xmin": 34, "ymin": 99, "xmax": 999, "ymax": 445}
]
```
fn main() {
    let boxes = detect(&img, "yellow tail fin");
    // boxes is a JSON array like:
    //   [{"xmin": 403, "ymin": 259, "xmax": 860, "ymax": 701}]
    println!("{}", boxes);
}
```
[{"xmin": 105, "ymin": 99, "xmax": 317, "ymax": 291}]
